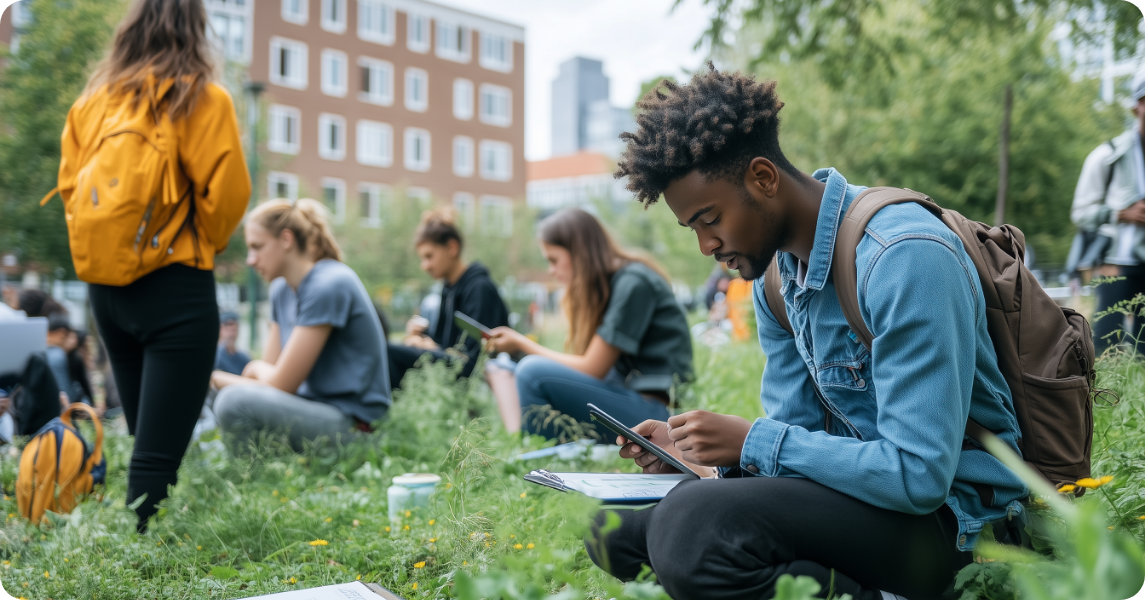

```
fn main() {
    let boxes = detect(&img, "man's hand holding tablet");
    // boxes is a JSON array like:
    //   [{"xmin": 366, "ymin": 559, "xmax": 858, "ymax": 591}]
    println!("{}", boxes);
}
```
[{"xmin": 615, "ymin": 410, "xmax": 754, "ymax": 478}]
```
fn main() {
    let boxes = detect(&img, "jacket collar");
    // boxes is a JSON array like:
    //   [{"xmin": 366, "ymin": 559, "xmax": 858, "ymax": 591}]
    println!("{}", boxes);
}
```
[{"xmin": 783, "ymin": 168, "xmax": 852, "ymax": 292}]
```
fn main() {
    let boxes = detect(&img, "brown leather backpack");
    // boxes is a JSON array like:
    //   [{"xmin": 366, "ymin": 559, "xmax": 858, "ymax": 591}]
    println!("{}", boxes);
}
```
[{"xmin": 763, "ymin": 187, "xmax": 1095, "ymax": 489}]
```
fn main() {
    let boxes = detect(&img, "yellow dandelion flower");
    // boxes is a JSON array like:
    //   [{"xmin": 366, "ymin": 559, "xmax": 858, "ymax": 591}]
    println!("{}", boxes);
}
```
[
  {"xmin": 514, "ymin": 543, "xmax": 523, "ymax": 549},
  {"xmin": 429, "ymin": 538, "xmax": 437, "ymax": 543},
  {"xmin": 273, "ymin": 490, "xmax": 279, "ymax": 496},
  {"xmin": 1099, "ymin": 475, "xmax": 1114, "ymax": 485},
  {"xmin": 43, "ymin": 571, "xmax": 50, "ymax": 578},
  {"xmin": 1075, "ymin": 477, "xmax": 1102, "ymax": 489},
  {"xmin": 510, "ymin": 534, "xmax": 515, "ymax": 539},
  {"xmin": 63, "ymin": 558, "xmax": 68, "ymax": 562},
  {"xmin": 411, "ymin": 582, "xmax": 418, "ymax": 590},
  {"xmin": 7, "ymin": 513, "xmax": 14, "ymax": 518},
  {"xmin": 414, "ymin": 561, "xmax": 426, "ymax": 569},
  {"xmin": 309, "ymin": 539, "xmax": 329, "ymax": 546},
  {"xmin": 1058, "ymin": 484, "xmax": 1077, "ymax": 493},
  {"xmin": 385, "ymin": 526, "xmax": 392, "ymax": 532},
  {"xmin": 197, "ymin": 546, "xmax": 202, "ymax": 550},
  {"xmin": 446, "ymin": 483, "xmax": 452, "ymax": 489},
  {"xmin": 428, "ymin": 519, "xmax": 435, "ymax": 526},
  {"xmin": 357, "ymin": 574, "xmax": 362, "ymax": 581},
  {"xmin": 519, "ymin": 492, "xmax": 527, "ymax": 498},
  {"xmin": 22, "ymin": 582, "xmax": 28, "ymax": 587},
  {"xmin": 404, "ymin": 510, "xmax": 411, "ymax": 518},
  {"xmin": 527, "ymin": 543, "xmax": 534, "ymax": 549},
  {"xmin": 289, "ymin": 577, "xmax": 297, "ymax": 584},
  {"xmin": 1108, "ymin": 526, "xmax": 1115, "ymax": 530},
  {"xmin": 404, "ymin": 525, "xmax": 410, "ymax": 531},
  {"xmin": 3, "ymin": 561, "xmax": 9, "ymax": 565},
  {"xmin": 485, "ymin": 541, "xmax": 491, "ymax": 547},
  {"xmin": 325, "ymin": 518, "xmax": 333, "ymax": 523},
  {"xmin": 177, "ymin": 542, "xmax": 183, "ymax": 547},
  {"xmin": 462, "ymin": 560, "xmax": 467, "ymax": 566},
  {"xmin": 281, "ymin": 497, "xmax": 288, "ymax": 503},
  {"xmin": 1138, "ymin": 516, "xmax": 1145, "ymax": 520}
]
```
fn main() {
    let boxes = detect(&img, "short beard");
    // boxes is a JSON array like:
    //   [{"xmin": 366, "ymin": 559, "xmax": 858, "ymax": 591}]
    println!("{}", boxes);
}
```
[{"xmin": 733, "ymin": 186, "xmax": 787, "ymax": 281}]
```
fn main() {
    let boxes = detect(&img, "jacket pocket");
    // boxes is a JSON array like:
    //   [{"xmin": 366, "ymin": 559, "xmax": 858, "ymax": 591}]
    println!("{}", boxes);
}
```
[{"xmin": 1021, "ymin": 372, "xmax": 1091, "ymax": 469}]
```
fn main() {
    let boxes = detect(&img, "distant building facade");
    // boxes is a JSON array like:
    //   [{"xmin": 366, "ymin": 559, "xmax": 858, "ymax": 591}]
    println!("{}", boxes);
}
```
[
  {"xmin": 550, "ymin": 56, "xmax": 634, "ymax": 158},
  {"xmin": 526, "ymin": 152, "xmax": 631, "ymax": 214}
]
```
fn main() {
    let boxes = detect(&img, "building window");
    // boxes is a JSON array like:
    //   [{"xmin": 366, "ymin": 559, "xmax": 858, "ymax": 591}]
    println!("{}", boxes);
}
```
[
  {"xmin": 358, "ymin": 183, "xmax": 389, "ymax": 228},
  {"xmin": 269, "ymin": 37, "xmax": 307, "ymax": 89},
  {"xmin": 435, "ymin": 21, "xmax": 470, "ymax": 62},
  {"xmin": 479, "ymin": 140, "xmax": 512, "ymax": 181},
  {"xmin": 320, "ymin": 0, "xmax": 346, "ymax": 32},
  {"xmin": 321, "ymin": 177, "xmax": 346, "ymax": 223},
  {"xmin": 453, "ymin": 136, "xmax": 474, "ymax": 177},
  {"xmin": 281, "ymin": 0, "xmax": 307, "ymax": 24},
  {"xmin": 453, "ymin": 79, "xmax": 473, "ymax": 121},
  {"xmin": 12, "ymin": 2, "xmax": 33, "ymax": 27},
  {"xmin": 453, "ymin": 192, "xmax": 475, "ymax": 228},
  {"xmin": 321, "ymin": 49, "xmax": 347, "ymax": 97},
  {"xmin": 318, "ymin": 113, "xmax": 346, "ymax": 161},
  {"xmin": 356, "ymin": 120, "xmax": 393, "ymax": 167},
  {"xmin": 407, "ymin": 13, "xmax": 430, "ymax": 53},
  {"xmin": 208, "ymin": 12, "xmax": 247, "ymax": 60},
  {"xmin": 479, "ymin": 84, "xmax": 511, "ymax": 127},
  {"xmin": 479, "ymin": 32, "xmax": 512, "ymax": 72},
  {"xmin": 358, "ymin": 0, "xmax": 394, "ymax": 44},
  {"xmin": 268, "ymin": 104, "xmax": 301, "ymax": 154},
  {"xmin": 404, "ymin": 68, "xmax": 428, "ymax": 112},
  {"xmin": 479, "ymin": 195, "xmax": 512, "ymax": 237},
  {"xmin": 358, "ymin": 57, "xmax": 393, "ymax": 105},
  {"xmin": 268, "ymin": 172, "xmax": 299, "ymax": 200},
  {"xmin": 403, "ymin": 128, "xmax": 431, "ymax": 172}
]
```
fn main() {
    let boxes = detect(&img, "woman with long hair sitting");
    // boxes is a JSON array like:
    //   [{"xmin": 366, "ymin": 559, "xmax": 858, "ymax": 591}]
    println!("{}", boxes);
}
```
[
  {"xmin": 486, "ymin": 208, "xmax": 694, "ymax": 440},
  {"xmin": 388, "ymin": 208, "xmax": 510, "ymax": 388},
  {"xmin": 211, "ymin": 199, "xmax": 391, "ymax": 451}
]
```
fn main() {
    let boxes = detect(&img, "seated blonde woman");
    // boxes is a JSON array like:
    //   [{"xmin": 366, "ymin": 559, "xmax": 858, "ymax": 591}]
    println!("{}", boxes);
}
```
[{"xmin": 211, "ymin": 199, "xmax": 390, "ymax": 451}]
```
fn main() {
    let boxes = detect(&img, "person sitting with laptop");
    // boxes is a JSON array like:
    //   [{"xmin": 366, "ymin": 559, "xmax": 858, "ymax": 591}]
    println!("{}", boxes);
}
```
[
  {"xmin": 387, "ymin": 208, "xmax": 510, "ymax": 390},
  {"xmin": 485, "ymin": 208, "xmax": 694, "ymax": 440}
]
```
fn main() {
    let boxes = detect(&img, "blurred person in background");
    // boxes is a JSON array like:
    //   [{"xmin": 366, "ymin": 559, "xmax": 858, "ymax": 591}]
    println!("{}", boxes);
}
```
[
  {"xmin": 211, "ymin": 200, "xmax": 390, "ymax": 452},
  {"xmin": 387, "ymin": 208, "xmax": 510, "ymax": 390},
  {"xmin": 214, "ymin": 311, "xmax": 250, "ymax": 375},
  {"xmin": 485, "ymin": 208, "xmax": 694, "ymax": 440},
  {"xmin": 1071, "ymin": 69, "xmax": 1145, "ymax": 354},
  {"xmin": 61, "ymin": 0, "xmax": 250, "ymax": 532},
  {"xmin": 15, "ymin": 289, "xmax": 66, "ymax": 318}
]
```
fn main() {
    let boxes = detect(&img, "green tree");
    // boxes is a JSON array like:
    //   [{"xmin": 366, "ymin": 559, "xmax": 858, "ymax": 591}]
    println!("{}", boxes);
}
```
[{"xmin": 0, "ymin": 0, "xmax": 126, "ymax": 276}]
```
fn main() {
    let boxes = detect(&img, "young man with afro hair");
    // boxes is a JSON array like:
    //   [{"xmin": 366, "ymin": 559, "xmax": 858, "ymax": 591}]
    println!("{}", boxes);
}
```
[{"xmin": 586, "ymin": 66, "xmax": 1028, "ymax": 600}]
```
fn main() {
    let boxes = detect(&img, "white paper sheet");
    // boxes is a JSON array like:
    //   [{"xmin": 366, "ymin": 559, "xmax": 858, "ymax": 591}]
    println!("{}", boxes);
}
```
[
  {"xmin": 241, "ymin": 581, "xmax": 379, "ymax": 600},
  {"xmin": 551, "ymin": 472, "xmax": 693, "ymax": 501}
]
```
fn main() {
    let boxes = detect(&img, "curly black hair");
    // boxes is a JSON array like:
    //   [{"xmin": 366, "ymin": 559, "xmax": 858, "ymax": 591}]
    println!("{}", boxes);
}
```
[{"xmin": 616, "ymin": 65, "xmax": 801, "ymax": 206}]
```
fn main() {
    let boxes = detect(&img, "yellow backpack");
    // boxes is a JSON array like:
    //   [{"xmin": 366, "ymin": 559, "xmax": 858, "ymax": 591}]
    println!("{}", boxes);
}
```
[
  {"xmin": 41, "ymin": 79, "xmax": 191, "ymax": 286},
  {"xmin": 17, "ymin": 403, "xmax": 107, "ymax": 524}
]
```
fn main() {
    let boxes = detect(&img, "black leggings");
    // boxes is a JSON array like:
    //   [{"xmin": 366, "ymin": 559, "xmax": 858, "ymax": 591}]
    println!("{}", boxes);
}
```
[
  {"xmin": 586, "ymin": 477, "xmax": 971, "ymax": 600},
  {"xmin": 1092, "ymin": 264, "xmax": 1145, "ymax": 355},
  {"xmin": 89, "ymin": 265, "xmax": 218, "ymax": 530}
]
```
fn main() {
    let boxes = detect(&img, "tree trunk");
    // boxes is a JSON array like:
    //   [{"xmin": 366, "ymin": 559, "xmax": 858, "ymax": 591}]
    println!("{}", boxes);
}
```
[{"xmin": 995, "ymin": 84, "xmax": 1012, "ymax": 227}]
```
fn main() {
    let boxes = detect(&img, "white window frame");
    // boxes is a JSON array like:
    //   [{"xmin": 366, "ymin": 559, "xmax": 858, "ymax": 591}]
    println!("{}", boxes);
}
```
[
  {"xmin": 407, "ymin": 13, "xmax": 430, "ymax": 53},
  {"xmin": 453, "ymin": 136, "xmax": 474, "ymax": 177},
  {"xmin": 404, "ymin": 68, "xmax": 428, "ymax": 112},
  {"xmin": 268, "ymin": 172, "xmax": 299, "ymax": 201},
  {"xmin": 478, "ymin": 195, "xmax": 512, "ymax": 237},
  {"xmin": 357, "ymin": 57, "xmax": 394, "ymax": 106},
  {"xmin": 478, "ymin": 140, "xmax": 512, "ymax": 182},
  {"xmin": 281, "ymin": 0, "xmax": 307, "ymax": 25},
  {"xmin": 453, "ymin": 192, "xmax": 475, "ymax": 228},
  {"xmin": 208, "ymin": 10, "xmax": 250, "ymax": 62},
  {"xmin": 435, "ymin": 21, "xmax": 470, "ymax": 63},
  {"xmin": 321, "ymin": 177, "xmax": 347, "ymax": 224},
  {"xmin": 403, "ymin": 128, "xmax": 431, "ymax": 172},
  {"xmin": 358, "ymin": 182, "xmax": 389, "ymax": 228},
  {"xmin": 453, "ymin": 78, "xmax": 473, "ymax": 121},
  {"xmin": 318, "ymin": 113, "xmax": 347, "ymax": 161},
  {"xmin": 357, "ymin": 0, "xmax": 395, "ymax": 45},
  {"xmin": 479, "ymin": 32, "xmax": 512, "ymax": 72},
  {"xmin": 267, "ymin": 104, "xmax": 301, "ymax": 155},
  {"xmin": 321, "ymin": 49, "xmax": 348, "ymax": 97},
  {"xmin": 478, "ymin": 84, "xmax": 512, "ymax": 127},
  {"xmin": 356, "ymin": 120, "xmax": 393, "ymax": 167},
  {"xmin": 320, "ymin": 0, "xmax": 346, "ymax": 33},
  {"xmin": 269, "ymin": 37, "xmax": 308, "ymax": 90}
]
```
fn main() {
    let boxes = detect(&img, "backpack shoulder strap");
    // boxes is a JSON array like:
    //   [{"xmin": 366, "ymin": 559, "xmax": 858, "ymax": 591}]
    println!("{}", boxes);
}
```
[
  {"xmin": 832, "ymin": 187, "xmax": 943, "ymax": 350},
  {"xmin": 763, "ymin": 255, "xmax": 793, "ymax": 336}
]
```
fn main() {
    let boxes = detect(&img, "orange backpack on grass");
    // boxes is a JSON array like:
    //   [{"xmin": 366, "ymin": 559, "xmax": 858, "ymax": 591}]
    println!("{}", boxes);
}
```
[{"xmin": 17, "ymin": 403, "xmax": 107, "ymax": 524}]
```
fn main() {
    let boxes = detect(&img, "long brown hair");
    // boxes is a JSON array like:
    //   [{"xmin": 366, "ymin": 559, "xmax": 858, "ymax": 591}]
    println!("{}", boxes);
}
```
[
  {"xmin": 84, "ymin": 0, "xmax": 217, "ymax": 120},
  {"xmin": 538, "ymin": 209, "xmax": 669, "ymax": 355},
  {"xmin": 248, "ymin": 199, "xmax": 343, "ymax": 262}
]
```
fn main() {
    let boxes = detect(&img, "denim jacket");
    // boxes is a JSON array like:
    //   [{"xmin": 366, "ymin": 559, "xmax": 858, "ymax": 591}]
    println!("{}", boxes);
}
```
[{"xmin": 738, "ymin": 168, "xmax": 1028, "ymax": 551}]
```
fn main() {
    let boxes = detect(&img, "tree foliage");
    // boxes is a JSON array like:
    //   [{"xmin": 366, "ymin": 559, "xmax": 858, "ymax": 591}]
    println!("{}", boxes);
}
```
[{"xmin": 0, "ymin": 0, "xmax": 126, "ymax": 276}]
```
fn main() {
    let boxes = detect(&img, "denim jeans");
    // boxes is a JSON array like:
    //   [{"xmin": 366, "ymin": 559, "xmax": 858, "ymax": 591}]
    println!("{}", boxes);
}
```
[{"xmin": 515, "ymin": 355, "xmax": 669, "ymax": 441}]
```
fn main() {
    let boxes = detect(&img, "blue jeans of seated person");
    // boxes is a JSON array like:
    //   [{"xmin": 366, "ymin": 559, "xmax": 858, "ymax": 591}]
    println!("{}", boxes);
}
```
[{"xmin": 515, "ymin": 355, "xmax": 669, "ymax": 442}]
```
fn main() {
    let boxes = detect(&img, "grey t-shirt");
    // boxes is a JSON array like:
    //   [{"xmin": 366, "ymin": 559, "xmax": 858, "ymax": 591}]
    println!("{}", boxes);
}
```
[
  {"xmin": 270, "ymin": 259, "xmax": 391, "ymax": 423},
  {"xmin": 596, "ymin": 262, "xmax": 694, "ymax": 390}
]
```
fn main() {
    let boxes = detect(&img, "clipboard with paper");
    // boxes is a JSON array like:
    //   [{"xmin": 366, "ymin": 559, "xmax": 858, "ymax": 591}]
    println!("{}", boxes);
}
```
[{"xmin": 522, "ymin": 404, "xmax": 702, "ymax": 503}]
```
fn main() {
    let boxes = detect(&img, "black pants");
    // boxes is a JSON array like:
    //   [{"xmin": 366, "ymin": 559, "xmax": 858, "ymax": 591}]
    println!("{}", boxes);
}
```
[
  {"xmin": 1093, "ymin": 264, "xmax": 1145, "ymax": 355},
  {"xmin": 586, "ymin": 477, "xmax": 971, "ymax": 600},
  {"xmin": 11, "ymin": 352, "xmax": 63, "ymax": 436},
  {"xmin": 89, "ymin": 265, "xmax": 218, "ymax": 529},
  {"xmin": 386, "ymin": 342, "xmax": 450, "ymax": 391}
]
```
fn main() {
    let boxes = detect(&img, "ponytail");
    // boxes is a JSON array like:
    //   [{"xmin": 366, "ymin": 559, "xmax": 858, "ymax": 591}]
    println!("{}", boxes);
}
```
[{"xmin": 248, "ymin": 198, "xmax": 343, "ymax": 262}]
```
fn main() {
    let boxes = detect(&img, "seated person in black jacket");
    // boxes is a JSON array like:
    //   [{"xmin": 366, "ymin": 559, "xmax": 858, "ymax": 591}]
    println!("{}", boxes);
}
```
[{"xmin": 388, "ymin": 208, "xmax": 510, "ymax": 389}]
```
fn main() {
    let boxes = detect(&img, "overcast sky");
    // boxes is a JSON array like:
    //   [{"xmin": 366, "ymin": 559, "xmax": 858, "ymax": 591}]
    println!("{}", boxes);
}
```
[{"xmin": 434, "ymin": 0, "xmax": 713, "ymax": 161}]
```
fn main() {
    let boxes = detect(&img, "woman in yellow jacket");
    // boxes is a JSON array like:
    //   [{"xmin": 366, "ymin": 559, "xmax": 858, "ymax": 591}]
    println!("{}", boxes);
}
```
[{"xmin": 58, "ymin": 0, "xmax": 250, "ymax": 532}]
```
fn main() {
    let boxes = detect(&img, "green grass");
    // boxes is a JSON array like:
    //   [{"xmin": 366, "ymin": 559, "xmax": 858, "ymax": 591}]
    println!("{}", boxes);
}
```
[{"xmin": 0, "ymin": 342, "xmax": 1142, "ymax": 600}]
